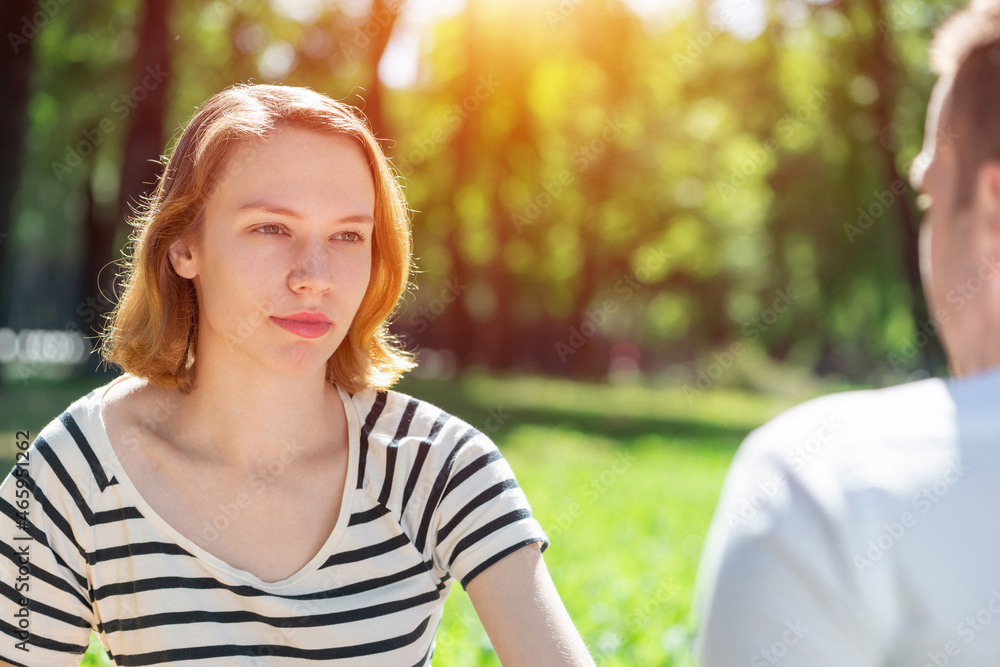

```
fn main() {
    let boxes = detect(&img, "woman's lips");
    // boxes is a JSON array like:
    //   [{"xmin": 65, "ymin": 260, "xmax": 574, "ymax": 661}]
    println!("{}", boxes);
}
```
[
  {"xmin": 270, "ymin": 316, "xmax": 332, "ymax": 339},
  {"xmin": 279, "ymin": 312, "xmax": 331, "ymax": 323}
]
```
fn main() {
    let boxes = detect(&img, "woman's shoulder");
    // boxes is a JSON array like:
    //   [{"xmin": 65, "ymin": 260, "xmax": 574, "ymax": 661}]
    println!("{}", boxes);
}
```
[
  {"xmin": 346, "ymin": 385, "xmax": 544, "ymax": 580},
  {"xmin": 2, "ymin": 376, "xmax": 121, "ymax": 520},
  {"xmin": 95, "ymin": 372, "xmax": 159, "ymax": 423},
  {"xmin": 30, "ymin": 376, "xmax": 114, "ymax": 453},
  {"xmin": 346, "ymin": 385, "xmax": 503, "ymax": 484},
  {"xmin": 355, "ymin": 385, "xmax": 488, "ymax": 443}
]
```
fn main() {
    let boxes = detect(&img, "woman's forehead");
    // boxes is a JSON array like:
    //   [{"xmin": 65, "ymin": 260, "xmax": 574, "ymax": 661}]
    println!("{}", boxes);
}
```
[{"xmin": 204, "ymin": 130, "xmax": 375, "ymax": 218}]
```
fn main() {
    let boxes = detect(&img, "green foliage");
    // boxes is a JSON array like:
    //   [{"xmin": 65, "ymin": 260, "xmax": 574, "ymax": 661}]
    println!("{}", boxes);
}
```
[{"xmin": 8, "ymin": 0, "xmax": 972, "ymax": 382}]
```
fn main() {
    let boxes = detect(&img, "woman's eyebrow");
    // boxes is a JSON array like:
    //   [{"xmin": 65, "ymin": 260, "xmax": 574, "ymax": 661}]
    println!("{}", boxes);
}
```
[{"xmin": 236, "ymin": 201, "xmax": 374, "ymax": 225}]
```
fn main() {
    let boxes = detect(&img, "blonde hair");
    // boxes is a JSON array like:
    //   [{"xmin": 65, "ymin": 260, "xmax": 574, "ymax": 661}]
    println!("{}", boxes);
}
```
[
  {"xmin": 930, "ymin": 0, "xmax": 1000, "ymax": 207},
  {"xmin": 97, "ymin": 83, "xmax": 417, "ymax": 394}
]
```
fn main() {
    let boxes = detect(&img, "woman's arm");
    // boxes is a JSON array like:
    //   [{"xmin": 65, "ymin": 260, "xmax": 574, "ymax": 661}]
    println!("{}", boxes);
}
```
[{"xmin": 465, "ymin": 542, "xmax": 596, "ymax": 666}]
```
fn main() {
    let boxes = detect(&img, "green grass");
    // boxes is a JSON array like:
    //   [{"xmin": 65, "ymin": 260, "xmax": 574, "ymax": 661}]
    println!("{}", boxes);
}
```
[
  {"xmin": 430, "ymin": 424, "xmax": 738, "ymax": 666},
  {"xmin": 0, "ymin": 370, "xmax": 822, "ymax": 666}
]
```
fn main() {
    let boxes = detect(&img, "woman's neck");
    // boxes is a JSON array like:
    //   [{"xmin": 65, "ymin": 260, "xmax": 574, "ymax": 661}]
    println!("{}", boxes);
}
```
[{"xmin": 153, "ymin": 357, "xmax": 347, "ymax": 473}]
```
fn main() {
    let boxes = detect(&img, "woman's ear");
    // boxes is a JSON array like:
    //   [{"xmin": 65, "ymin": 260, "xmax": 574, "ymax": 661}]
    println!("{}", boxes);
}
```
[{"xmin": 168, "ymin": 237, "xmax": 199, "ymax": 280}]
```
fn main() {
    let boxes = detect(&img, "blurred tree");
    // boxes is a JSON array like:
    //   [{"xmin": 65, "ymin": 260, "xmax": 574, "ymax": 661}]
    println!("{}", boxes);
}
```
[
  {"xmin": 858, "ymin": 0, "xmax": 944, "ymax": 372},
  {"xmin": 80, "ymin": 0, "xmax": 173, "ymax": 347},
  {"xmin": 0, "ymin": 0, "xmax": 38, "ymax": 329},
  {"xmin": 359, "ymin": 0, "xmax": 402, "ymax": 140},
  {"xmin": 1, "ymin": 0, "xmax": 965, "ymax": 387}
]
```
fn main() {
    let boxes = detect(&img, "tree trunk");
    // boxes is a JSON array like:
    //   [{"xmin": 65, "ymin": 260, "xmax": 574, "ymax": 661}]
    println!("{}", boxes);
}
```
[
  {"xmin": 862, "ymin": 0, "xmax": 945, "ymax": 375},
  {"xmin": 0, "ymin": 0, "xmax": 38, "ymax": 328},
  {"xmin": 440, "ymin": 1, "xmax": 479, "ymax": 367},
  {"xmin": 116, "ymin": 0, "xmax": 171, "ymax": 229},
  {"xmin": 95, "ymin": 0, "xmax": 171, "ymax": 341},
  {"xmin": 360, "ymin": 0, "xmax": 403, "ymax": 140}
]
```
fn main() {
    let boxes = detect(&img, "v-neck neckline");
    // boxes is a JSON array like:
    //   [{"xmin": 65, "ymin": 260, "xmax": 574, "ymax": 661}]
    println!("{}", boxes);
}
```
[{"xmin": 88, "ymin": 375, "xmax": 360, "ymax": 592}]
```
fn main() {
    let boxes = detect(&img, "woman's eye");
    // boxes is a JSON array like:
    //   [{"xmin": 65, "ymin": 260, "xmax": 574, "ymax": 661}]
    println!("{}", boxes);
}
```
[
  {"xmin": 254, "ymin": 225, "xmax": 365, "ymax": 242},
  {"xmin": 338, "ymin": 231, "xmax": 366, "ymax": 243}
]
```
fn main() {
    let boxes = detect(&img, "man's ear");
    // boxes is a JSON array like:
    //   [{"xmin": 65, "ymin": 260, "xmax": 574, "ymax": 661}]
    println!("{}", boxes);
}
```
[
  {"xmin": 979, "ymin": 161, "xmax": 1000, "ymax": 239},
  {"xmin": 168, "ymin": 236, "xmax": 199, "ymax": 280}
]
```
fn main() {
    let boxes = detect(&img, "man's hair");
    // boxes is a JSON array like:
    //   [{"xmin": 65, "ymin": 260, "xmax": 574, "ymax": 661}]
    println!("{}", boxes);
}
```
[
  {"xmin": 96, "ymin": 83, "xmax": 418, "ymax": 395},
  {"xmin": 930, "ymin": 0, "xmax": 1000, "ymax": 208}
]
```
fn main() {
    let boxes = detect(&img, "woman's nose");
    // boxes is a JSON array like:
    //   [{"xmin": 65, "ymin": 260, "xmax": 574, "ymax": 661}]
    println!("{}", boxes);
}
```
[{"xmin": 288, "ymin": 240, "xmax": 334, "ymax": 293}]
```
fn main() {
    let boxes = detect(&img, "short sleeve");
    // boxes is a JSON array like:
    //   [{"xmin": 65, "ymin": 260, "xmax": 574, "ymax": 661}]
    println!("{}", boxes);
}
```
[
  {"xmin": 0, "ymin": 433, "xmax": 97, "ymax": 667},
  {"xmin": 430, "ymin": 431, "xmax": 549, "ymax": 590}
]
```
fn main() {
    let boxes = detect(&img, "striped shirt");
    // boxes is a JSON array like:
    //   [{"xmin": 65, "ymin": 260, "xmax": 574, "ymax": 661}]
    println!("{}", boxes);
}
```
[{"xmin": 0, "ymin": 376, "xmax": 549, "ymax": 666}]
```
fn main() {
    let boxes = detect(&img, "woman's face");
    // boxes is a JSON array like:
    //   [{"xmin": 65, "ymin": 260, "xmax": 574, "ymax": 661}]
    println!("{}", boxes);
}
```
[{"xmin": 168, "ymin": 124, "xmax": 375, "ymax": 378}]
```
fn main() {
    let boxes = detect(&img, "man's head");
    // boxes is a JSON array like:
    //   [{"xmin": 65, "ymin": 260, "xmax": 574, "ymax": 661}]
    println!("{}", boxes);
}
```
[{"xmin": 911, "ymin": 0, "xmax": 1000, "ymax": 376}]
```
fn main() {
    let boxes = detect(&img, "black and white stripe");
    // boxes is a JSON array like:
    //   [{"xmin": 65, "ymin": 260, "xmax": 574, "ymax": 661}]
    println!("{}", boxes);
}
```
[{"xmin": 0, "ymin": 379, "xmax": 550, "ymax": 665}]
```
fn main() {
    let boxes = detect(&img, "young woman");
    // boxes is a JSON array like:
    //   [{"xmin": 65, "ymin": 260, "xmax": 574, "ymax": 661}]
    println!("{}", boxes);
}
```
[{"xmin": 0, "ymin": 83, "xmax": 594, "ymax": 666}]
